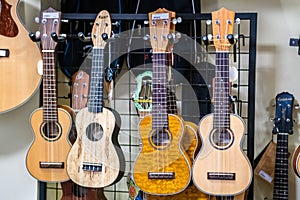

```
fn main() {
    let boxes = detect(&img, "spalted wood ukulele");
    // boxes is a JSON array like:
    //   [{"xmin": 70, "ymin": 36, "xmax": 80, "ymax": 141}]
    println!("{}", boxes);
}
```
[
  {"xmin": 0, "ymin": 0, "xmax": 42, "ymax": 113},
  {"xmin": 66, "ymin": 10, "xmax": 125, "ymax": 188},
  {"xmin": 192, "ymin": 8, "xmax": 252, "ymax": 196},
  {"xmin": 61, "ymin": 70, "xmax": 107, "ymax": 200},
  {"xmin": 25, "ymin": 7, "xmax": 72, "ymax": 182},
  {"xmin": 272, "ymin": 92, "xmax": 294, "ymax": 200},
  {"xmin": 133, "ymin": 8, "xmax": 191, "ymax": 196}
]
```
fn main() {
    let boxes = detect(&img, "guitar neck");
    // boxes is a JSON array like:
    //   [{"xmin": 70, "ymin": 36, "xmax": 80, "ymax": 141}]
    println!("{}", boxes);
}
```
[
  {"xmin": 42, "ymin": 50, "xmax": 58, "ymax": 122},
  {"xmin": 273, "ymin": 133, "xmax": 289, "ymax": 199},
  {"xmin": 152, "ymin": 53, "xmax": 168, "ymax": 129},
  {"xmin": 87, "ymin": 47, "xmax": 104, "ymax": 113},
  {"xmin": 213, "ymin": 52, "xmax": 230, "ymax": 129}
]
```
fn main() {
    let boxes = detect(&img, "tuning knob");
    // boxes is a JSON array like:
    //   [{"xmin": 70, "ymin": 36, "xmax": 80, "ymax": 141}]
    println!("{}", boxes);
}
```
[
  {"xmin": 101, "ymin": 33, "xmax": 108, "ymax": 41},
  {"xmin": 172, "ymin": 17, "xmax": 182, "ymax": 24},
  {"xmin": 202, "ymin": 34, "xmax": 213, "ymax": 46},
  {"xmin": 143, "ymin": 34, "xmax": 150, "ymax": 41},
  {"xmin": 78, "ymin": 32, "xmax": 91, "ymax": 42},
  {"xmin": 51, "ymin": 32, "xmax": 66, "ymax": 42},
  {"xmin": 227, "ymin": 34, "xmax": 235, "ymax": 44},
  {"xmin": 29, "ymin": 31, "xmax": 40, "ymax": 42}
]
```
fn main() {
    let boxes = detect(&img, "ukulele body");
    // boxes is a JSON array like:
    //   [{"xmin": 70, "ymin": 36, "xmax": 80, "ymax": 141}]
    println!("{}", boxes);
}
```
[
  {"xmin": 26, "ymin": 107, "xmax": 72, "ymax": 182},
  {"xmin": 67, "ymin": 106, "xmax": 124, "ymax": 188},
  {"xmin": 0, "ymin": 0, "xmax": 41, "ymax": 113},
  {"xmin": 193, "ymin": 113, "xmax": 252, "ymax": 196},
  {"xmin": 133, "ymin": 114, "xmax": 191, "ymax": 195}
]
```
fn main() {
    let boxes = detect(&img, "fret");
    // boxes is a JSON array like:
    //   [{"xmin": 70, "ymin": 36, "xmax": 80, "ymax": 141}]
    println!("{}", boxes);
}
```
[
  {"xmin": 213, "ymin": 52, "xmax": 230, "ymax": 129},
  {"xmin": 87, "ymin": 48, "xmax": 104, "ymax": 113},
  {"xmin": 41, "ymin": 50, "xmax": 58, "ymax": 122},
  {"xmin": 152, "ymin": 53, "xmax": 168, "ymax": 129}
]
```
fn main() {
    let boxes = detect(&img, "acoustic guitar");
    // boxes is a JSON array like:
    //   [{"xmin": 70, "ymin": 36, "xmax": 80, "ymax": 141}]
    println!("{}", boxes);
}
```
[
  {"xmin": 192, "ymin": 7, "xmax": 252, "ymax": 196},
  {"xmin": 0, "ymin": 0, "xmax": 42, "ymax": 113},
  {"xmin": 66, "ymin": 10, "xmax": 125, "ymax": 188},
  {"xmin": 25, "ymin": 7, "xmax": 72, "ymax": 182},
  {"xmin": 133, "ymin": 8, "xmax": 191, "ymax": 196},
  {"xmin": 272, "ymin": 92, "xmax": 294, "ymax": 200}
]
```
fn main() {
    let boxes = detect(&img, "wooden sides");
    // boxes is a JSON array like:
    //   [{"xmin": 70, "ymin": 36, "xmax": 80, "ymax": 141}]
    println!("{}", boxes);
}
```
[
  {"xmin": 25, "ymin": 108, "xmax": 71, "ymax": 182},
  {"xmin": 133, "ymin": 114, "xmax": 191, "ymax": 195},
  {"xmin": 66, "ymin": 107, "xmax": 121, "ymax": 188},
  {"xmin": 0, "ymin": 0, "xmax": 41, "ymax": 113}
]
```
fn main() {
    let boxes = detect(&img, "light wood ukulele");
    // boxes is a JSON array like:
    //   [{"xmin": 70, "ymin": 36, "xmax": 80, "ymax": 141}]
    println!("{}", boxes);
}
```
[
  {"xmin": 66, "ymin": 10, "xmax": 125, "ymax": 188},
  {"xmin": 25, "ymin": 7, "xmax": 72, "ymax": 182},
  {"xmin": 192, "ymin": 8, "xmax": 252, "ymax": 197},
  {"xmin": 61, "ymin": 70, "xmax": 107, "ymax": 200},
  {"xmin": 0, "ymin": 0, "xmax": 42, "ymax": 113},
  {"xmin": 133, "ymin": 8, "xmax": 191, "ymax": 196}
]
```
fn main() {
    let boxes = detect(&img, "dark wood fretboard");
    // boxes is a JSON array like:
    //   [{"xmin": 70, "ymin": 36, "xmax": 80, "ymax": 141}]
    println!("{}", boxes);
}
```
[
  {"xmin": 87, "ymin": 48, "xmax": 104, "ymax": 113},
  {"xmin": 152, "ymin": 53, "xmax": 168, "ymax": 130},
  {"xmin": 42, "ymin": 50, "xmax": 58, "ymax": 122},
  {"xmin": 273, "ymin": 133, "xmax": 289, "ymax": 200},
  {"xmin": 213, "ymin": 52, "xmax": 230, "ymax": 130}
]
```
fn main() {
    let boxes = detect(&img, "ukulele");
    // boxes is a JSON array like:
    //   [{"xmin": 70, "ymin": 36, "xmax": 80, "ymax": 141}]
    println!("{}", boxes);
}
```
[
  {"xmin": 25, "ymin": 7, "xmax": 72, "ymax": 182},
  {"xmin": 192, "ymin": 7, "xmax": 252, "ymax": 196},
  {"xmin": 66, "ymin": 10, "xmax": 125, "ymax": 188},
  {"xmin": 0, "ymin": 0, "xmax": 42, "ymax": 113},
  {"xmin": 272, "ymin": 92, "xmax": 294, "ymax": 200},
  {"xmin": 61, "ymin": 70, "xmax": 107, "ymax": 200},
  {"xmin": 133, "ymin": 8, "xmax": 191, "ymax": 196}
]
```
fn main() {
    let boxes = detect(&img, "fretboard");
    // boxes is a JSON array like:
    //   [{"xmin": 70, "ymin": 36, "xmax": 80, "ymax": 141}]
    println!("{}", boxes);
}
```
[
  {"xmin": 42, "ymin": 50, "xmax": 58, "ymax": 122},
  {"xmin": 273, "ymin": 133, "xmax": 289, "ymax": 200},
  {"xmin": 213, "ymin": 52, "xmax": 230, "ymax": 129},
  {"xmin": 87, "ymin": 48, "xmax": 104, "ymax": 113},
  {"xmin": 152, "ymin": 53, "xmax": 168, "ymax": 129}
]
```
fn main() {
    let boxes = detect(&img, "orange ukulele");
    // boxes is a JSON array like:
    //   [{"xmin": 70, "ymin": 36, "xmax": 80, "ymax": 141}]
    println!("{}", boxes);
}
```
[
  {"xmin": 66, "ymin": 10, "xmax": 125, "ymax": 188},
  {"xmin": 192, "ymin": 8, "xmax": 252, "ymax": 196},
  {"xmin": 0, "ymin": 0, "xmax": 42, "ymax": 113},
  {"xmin": 26, "ymin": 7, "xmax": 72, "ymax": 182},
  {"xmin": 133, "ymin": 8, "xmax": 191, "ymax": 196}
]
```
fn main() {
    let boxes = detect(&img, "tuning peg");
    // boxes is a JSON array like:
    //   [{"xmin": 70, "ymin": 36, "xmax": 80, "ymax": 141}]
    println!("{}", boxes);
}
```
[
  {"xmin": 143, "ymin": 34, "xmax": 150, "ymax": 41},
  {"xmin": 144, "ymin": 20, "xmax": 149, "ymax": 25},
  {"xmin": 206, "ymin": 20, "xmax": 212, "ymax": 25},
  {"xmin": 235, "ymin": 18, "xmax": 241, "ymax": 25},
  {"xmin": 172, "ymin": 17, "xmax": 182, "ymax": 24},
  {"xmin": 101, "ymin": 33, "xmax": 108, "ymax": 41},
  {"xmin": 34, "ymin": 17, "xmax": 40, "ymax": 24},
  {"xmin": 78, "ymin": 32, "xmax": 91, "ymax": 42},
  {"xmin": 227, "ymin": 34, "xmax": 236, "ymax": 44},
  {"xmin": 202, "ymin": 34, "xmax": 213, "ymax": 46},
  {"xmin": 29, "ymin": 31, "xmax": 40, "ymax": 42},
  {"xmin": 51, "ymin": 32, "xmax": 66, "ymax": 42}
]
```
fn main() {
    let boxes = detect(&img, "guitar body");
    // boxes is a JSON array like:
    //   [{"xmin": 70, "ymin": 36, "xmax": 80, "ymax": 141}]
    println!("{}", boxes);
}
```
[
  {"xmin": 133, "ymin": 114, "xmax": 191, "ymax": 195},
  {"xmin": 146, "ymin": 120, "xmax": 208, "ymax": 199},
  {"xmin": 193, "ymin": 113, "xmax": 252, "ymax": 196},
  {"xmin": 26, "ymin": 107, "xmax": 72, "ymax": 182},
  {"xmin": 0, "ymin": 0, "xmax": 41, "ymax": 113},
  {"xmin": 292, "ymin": 145, "xmax": 300, "ymax": 178},
  {"xmin": 67, "ymin": 107, "xmax": 124, "ymax": 188}
]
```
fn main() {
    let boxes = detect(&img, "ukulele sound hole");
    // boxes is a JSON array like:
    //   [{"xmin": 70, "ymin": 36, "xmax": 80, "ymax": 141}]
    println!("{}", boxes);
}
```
[
  {"xmin": 86, "ymin": 122, "xmax": 103, "ymax": 141},
  {"xmin": 41, "ymin": 122, "xmax": 61, "ymax": 141},
  {"xmin": 149, "ymin": 128, "xmax": 172, "ymax": 149},
  {"xmin": 210, "ymin": 128, "xmax": 234, "ymax": 150}
]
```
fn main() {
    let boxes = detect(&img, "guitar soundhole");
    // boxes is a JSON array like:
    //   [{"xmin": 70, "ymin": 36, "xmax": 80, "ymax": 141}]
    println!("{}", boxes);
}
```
[
  {"xmin": 210, "ymin": 128, "xmax": 234, "ymax": 150},
  {"xmin": 86, "ymin": 122, "xmax": 103, "ymax": 141},
  {"xmin": 41, "ymin": 122, "xmax": 61, "ymax": 141},
  {"xmin": 149, "ymin": 128, "xmax": 172, "ymax": 149}
]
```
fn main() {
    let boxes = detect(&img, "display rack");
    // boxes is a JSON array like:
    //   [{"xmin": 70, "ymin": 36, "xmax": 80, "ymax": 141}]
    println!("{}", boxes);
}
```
[{"xmin": 40, "ymin": 12, "xmax": 257, "ymax": 200}]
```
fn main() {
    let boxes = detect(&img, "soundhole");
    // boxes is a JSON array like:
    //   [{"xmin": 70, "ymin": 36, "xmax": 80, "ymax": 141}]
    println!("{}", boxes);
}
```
[
  {"xmin": 86, "ymin": 122, "xmax": 103, "ymax": 141},
  {"xmin": 41, "ymin": 122, "xmax": 61, "ymax": 141},
  {"xmin": 149, "ymin": 128, "xmax": 172, "ymax": 149},
  {"xmin": 210, "ymin": 128, "xmax": 234, "ymax": 150}
]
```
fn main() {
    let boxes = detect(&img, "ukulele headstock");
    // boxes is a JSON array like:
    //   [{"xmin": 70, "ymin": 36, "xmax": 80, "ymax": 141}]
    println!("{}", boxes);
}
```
[
  {"xmin": 211, "ymin": 7, "xmax": 235, "ymax": 51},
  {"xmin": 273, "ymin": 92, "xmax": 294, "ymax": 134},
  {"xmin": 91, "ymin": 10, "xmax": 111, "ymax": 48},
  {"xmin": 148, "ymin": 8, "xmax": 176, "ymax": 53},
  {"xmin": 40, "ymin": 7, "xmax": 61, "ymax": 50}
]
